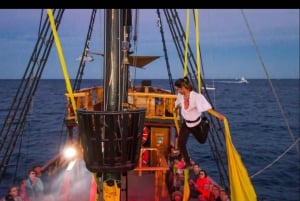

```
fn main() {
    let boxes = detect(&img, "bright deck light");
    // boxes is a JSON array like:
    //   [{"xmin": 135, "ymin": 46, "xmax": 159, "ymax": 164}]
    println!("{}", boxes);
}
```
[{"xmin": 63, "ymin": 146, "xmax": 77, "ymax": 160}]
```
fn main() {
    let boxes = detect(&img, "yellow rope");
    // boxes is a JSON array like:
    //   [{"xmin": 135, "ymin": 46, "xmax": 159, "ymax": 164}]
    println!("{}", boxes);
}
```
[
  {"xmin": 48, "ymin": 9, "xmax": 100, "ymax": 200},
  {"xmin": 182, "ymin": 169, "xmax": 190, "ymax": 201},
  {"xmin": 194, "ymin": 9, "xmax": 202, "ymax": 93},
  {"xmin": 178, "ymin": 10, "xmax": 192, "ymax": 195},
  {"xmin": 183, "ymin": 9, "xmax": 190, "ymax": 77},
  {"xmin": 174, "ymin": 9, "xmax": 191, "ymax": 149},
  {"xmin": 46, "ymin": 9, "xmax": 78, "ymax": 123},
  {"xmin": 173, "ymin": 109, "xmax": 180, "ymax": 149}
]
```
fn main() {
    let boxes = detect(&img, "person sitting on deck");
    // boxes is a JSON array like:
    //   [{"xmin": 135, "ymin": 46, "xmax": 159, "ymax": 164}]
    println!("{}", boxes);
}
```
[
  {"xmin": 19, "ymin": 179, "xmax": 30, "ymax": 201},
  {"xmin": 219, "ymin": 189, "xmax": 230, "ymax": 201},
  {"xmin": 177, "ymin": 157, "xmax": 185, "ymax": 175},
  {"xmin": 0, "ymin": 185, "xmax": 22, "ymax": 201},
  {"xmin": 195, "ymin": 169, "xmax": 213, "ymax": 201},
  {"xmin": 171, "ymin": 188, "xmax": 183, "ymax": 201},
  {"xmin": 211, "ymin": 184, "xmax": 222, "ymax": 201},
  {"xmin": 26, "ymin": 169, "xmax": 44, "ymax": 201},
  {"xmin": 188, "ymin": 163, "xmax": 202, "ymax": 199},
  {"xmin": 32, "ymin": 165, "xmax": 43, "ymax": 178}
]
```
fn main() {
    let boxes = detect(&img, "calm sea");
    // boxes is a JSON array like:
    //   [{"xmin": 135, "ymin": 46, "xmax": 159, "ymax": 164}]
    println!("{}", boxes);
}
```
[{"xmin": 0, "ymin": 79, "xmax": 299, "ymax": 200}]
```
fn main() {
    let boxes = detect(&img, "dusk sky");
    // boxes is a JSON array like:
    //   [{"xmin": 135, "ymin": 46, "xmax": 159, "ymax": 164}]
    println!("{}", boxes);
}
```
[{"xmin": 0, "ymin": 9, "xmax": 298, "ymax": 79}]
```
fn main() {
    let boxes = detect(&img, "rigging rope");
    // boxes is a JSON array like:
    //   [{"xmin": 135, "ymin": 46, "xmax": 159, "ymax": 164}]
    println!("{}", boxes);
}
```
[
  {"xmin": 193, "ymin": 9, "xmax": 202, "ymax": 93},
  {"xmin": 251, "ymin": 137, "xmax": 300, "ymax": 178},
  {"xmin": 46, "ymin": 9, "xmax": 78, "ymax": 123},
  {"xmin": 183, "ymin": 9, "xmax": 190, "ymax": 77},
  {"xmin": 156, "ymin": 9, "xmax": 175, "ymax": 93},
  {"xmin": 38, "ymin": 10, "xmax": 43, "ymax": 35},
  {"xmin": 0, "ymin": 9, "xmax": 65, "ymax": 182},
  {"xmin": 73, "ymin": 9, "xmax": 97, "ymax": 91},
  {"xmin": 241, "ymin": 9, "xmax": 299, "ymax": 157},
  {"xmin": 129, "ymin": 9, "xmax": 139, "ymax": 88}
]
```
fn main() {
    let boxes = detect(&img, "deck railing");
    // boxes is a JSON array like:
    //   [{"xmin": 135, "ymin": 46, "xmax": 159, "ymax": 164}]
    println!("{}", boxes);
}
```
[
  {"xmin": 65, "ymin": 86, "xmax": 179, "ymax": 121},
  {"xmin": 134, "ymin": 147, "xmax": 170, "ymax": 200}
]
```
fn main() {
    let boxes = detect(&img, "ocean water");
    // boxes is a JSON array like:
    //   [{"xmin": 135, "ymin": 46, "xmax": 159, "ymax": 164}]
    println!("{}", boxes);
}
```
[{"xmin": 0, "ymin": 79, "xmax": 299, "ymax": 200}]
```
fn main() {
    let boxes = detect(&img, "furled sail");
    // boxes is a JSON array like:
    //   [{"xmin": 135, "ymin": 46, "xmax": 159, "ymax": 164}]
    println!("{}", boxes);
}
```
[{"xmin": 224, "ymin": 118, "xmax": 257, "ymax": 201}]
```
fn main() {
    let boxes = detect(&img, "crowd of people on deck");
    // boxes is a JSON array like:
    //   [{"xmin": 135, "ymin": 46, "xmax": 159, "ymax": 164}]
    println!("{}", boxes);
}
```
[
  {"xmin": 0, "ymin": 165, "xmax": 54, "ymax": 201},
  {"xmin": 187, "ymin": 162, "xmax": 230, "ymax": 201},
  {"xmin": 170, "ymin": 157, "xmax": 231, "ymax": 201},
  {"xmin": 1, "ymin": 161, "xmax": 230, "ymax": 201}
]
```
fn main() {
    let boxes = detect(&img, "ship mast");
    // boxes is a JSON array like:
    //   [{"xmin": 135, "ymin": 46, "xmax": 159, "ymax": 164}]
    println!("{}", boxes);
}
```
[{"xmin": 77, "ymin": 9, "xmax": 146, "ymax": 200}]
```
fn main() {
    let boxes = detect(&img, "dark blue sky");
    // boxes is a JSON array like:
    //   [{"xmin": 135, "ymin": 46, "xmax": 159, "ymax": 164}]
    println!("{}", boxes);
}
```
[{"xmin": 0, "ymin": 9, "xmax": 298, "ymax": 79}]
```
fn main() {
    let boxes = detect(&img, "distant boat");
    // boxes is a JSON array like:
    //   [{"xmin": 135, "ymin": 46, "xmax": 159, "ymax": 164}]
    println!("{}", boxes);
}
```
[
  {"xmin": 202, "ymin": 85, "xmax": 216, "ymax": 90},
  {"xmin": 216, "ymin": 77, "xmax": 249, "ymax": 84},
  {"xmin": 238, "ymin": 77, "xmax": 249, "ymax": 84}
]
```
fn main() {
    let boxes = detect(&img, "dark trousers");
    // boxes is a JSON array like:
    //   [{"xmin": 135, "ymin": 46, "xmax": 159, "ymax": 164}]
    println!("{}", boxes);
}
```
[{"xmin": 178, "ymin": 122, "xmax": 201, "ymax": 165}]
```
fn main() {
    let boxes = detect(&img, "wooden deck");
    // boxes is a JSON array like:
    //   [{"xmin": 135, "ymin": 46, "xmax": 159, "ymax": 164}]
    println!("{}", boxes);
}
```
[
  {"xmin": 122, "ymin": 170, "xmax": 199, "ymax": 201},
  {"xmin": 122, "ymin": 171, "xmax": 170, "ymax": 201}
]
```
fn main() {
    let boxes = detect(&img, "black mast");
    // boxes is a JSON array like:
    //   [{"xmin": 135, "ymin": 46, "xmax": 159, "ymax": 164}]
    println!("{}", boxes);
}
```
[{"xmin": 77, "ymin": 9, "xmax": 146, "ymax": 200}]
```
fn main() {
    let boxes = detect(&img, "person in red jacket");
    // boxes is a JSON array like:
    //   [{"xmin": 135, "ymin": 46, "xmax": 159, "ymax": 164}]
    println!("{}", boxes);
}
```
[{"xmin": 195, "ymin": 170, "xmax": 214, "ymax": 201}]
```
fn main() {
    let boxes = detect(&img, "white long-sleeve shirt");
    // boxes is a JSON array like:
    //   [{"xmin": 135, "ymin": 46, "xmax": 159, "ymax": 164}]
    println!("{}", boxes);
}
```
[{"xmin": 175, "ymin": 91, "xmax": 212, "ymax": 127}]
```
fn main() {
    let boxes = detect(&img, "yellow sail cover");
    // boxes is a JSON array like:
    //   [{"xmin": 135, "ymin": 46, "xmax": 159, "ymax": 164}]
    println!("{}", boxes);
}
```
[
  {"xmin": 103, "ymin": 180, "xmax": 120, "ymax": 201},
  {"xmin": 224, "ymin": 118, "xmax": 257, "ymax": 201}
]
